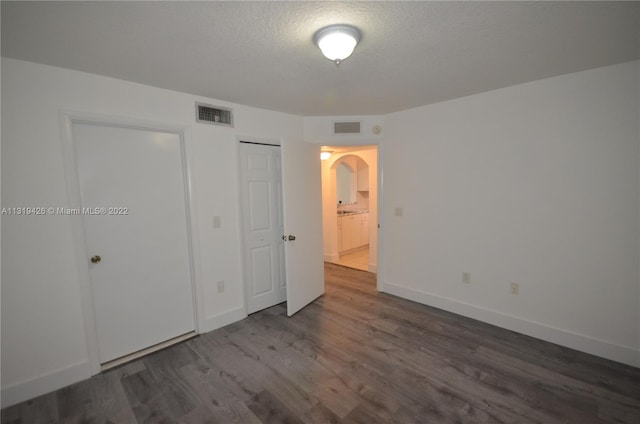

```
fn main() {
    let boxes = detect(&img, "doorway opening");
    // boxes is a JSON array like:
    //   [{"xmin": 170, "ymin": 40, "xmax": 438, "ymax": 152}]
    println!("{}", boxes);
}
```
[{"xmin": 320, "ymin": 146, "xmax": 378, "ymax": 274}]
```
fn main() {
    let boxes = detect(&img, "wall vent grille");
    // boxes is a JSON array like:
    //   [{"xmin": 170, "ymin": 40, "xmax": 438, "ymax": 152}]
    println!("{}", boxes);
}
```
[
  {"xmin": 196, "ymin": 102, "xmax": 233, "ymax": 127},
  {"xmin": 334, "ymin": 121, "xmax": 361, "ymax": 134}
]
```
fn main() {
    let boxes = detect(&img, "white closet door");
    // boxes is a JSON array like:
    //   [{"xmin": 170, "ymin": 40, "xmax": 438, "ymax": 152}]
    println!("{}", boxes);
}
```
[{"xmin": 239, "ymin": 142, "xmax": 286, "ymax": 314}]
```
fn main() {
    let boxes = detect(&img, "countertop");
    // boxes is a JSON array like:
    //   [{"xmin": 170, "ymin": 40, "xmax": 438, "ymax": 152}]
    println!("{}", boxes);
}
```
[{"xmin": 337, "ymin": 210, "xmax": 368, "ymax": 216}]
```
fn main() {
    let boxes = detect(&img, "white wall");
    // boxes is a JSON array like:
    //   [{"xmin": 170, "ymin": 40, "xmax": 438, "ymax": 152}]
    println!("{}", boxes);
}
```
[
  {"xmin": 382, "ymin": 61, "xmax": 640, "ymax": 366},
  {"xmin": 0, "ymin": 58, "xmax": 303, "ymax": 406}
]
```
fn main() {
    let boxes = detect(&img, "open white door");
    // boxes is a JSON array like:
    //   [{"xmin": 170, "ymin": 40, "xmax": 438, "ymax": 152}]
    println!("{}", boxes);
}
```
[{"xmin": 281, "ymin": 139, "xmax": 324, "ymax": 316}]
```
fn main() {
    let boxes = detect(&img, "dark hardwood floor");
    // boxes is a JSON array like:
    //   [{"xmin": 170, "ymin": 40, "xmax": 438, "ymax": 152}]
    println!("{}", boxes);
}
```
[{"xmin": 3, "ymin": 263, "xmax": 640, "ymax": 423}]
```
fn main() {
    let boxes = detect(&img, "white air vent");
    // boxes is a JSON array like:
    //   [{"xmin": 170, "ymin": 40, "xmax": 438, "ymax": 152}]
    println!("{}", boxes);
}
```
[
  {"xmin": 334, "ymin": 121, "xmax": 361, "ymax": 134},
  {"xmin": 196, "ymin": 102, "xmax": 233, "ymax": 127}
]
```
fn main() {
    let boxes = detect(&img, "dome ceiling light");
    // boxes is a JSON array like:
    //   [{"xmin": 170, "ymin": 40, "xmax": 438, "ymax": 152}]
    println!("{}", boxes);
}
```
[{"xmin": 313, "ymin": 24, "xmax": 361, "ymax": 66}]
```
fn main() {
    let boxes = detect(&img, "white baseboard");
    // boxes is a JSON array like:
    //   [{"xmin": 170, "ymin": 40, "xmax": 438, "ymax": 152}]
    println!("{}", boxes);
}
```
[
  {"xmin": 1, "ymin": 308, "xmax": 248, "ymax": 409},
  {"xmin": 368, "ymin": 262, "xmax": 378, "ymax": 273},
  {"xmin": 202, "ymin": 306, "xmax": 247, "ymax": 333},
  {"xmin": 324, "ymin": 253, "xmax": 339, "ymax": 262},
  {"xmin": 1, "ymin": 360, "xmax": 91, "ymax": 408},
  {"xmin": 383, "ymin": 282, "xmax": 640, "ymax": 368}
]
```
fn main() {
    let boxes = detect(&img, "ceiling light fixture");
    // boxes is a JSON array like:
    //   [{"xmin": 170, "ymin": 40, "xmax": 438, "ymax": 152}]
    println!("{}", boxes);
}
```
[
  {"xmin": 313, "ymin": 24, "xmax": 361, "ymax": 66},
  {"xmin": 320, "ymin": 151, "xmax": 333, "ymax": 160}
]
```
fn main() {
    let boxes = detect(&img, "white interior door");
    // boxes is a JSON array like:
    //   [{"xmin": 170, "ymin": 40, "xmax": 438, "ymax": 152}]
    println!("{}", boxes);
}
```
[
  {"xmin": 73, "ymin": 123, "xmax": 195, "ymax": 364},
  {"xmin": 281, "ymin": 140, "xmax": 324, "ymax": 316},
  {"xmin": 239, "ymin": 142, "xmax": 286, "ymax": 314}
]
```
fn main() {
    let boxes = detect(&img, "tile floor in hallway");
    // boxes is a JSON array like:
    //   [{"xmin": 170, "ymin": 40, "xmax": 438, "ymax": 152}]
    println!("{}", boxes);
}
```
[{"xmin": 333, "ymin": 247, "xmax": 370, "ymax": 272}]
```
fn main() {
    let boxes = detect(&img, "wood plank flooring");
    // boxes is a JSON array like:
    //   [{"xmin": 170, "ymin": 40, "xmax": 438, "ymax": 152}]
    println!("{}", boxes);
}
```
[{"xmin": 3, "ymin": 263, "xmax": 639, "ymax": 423}]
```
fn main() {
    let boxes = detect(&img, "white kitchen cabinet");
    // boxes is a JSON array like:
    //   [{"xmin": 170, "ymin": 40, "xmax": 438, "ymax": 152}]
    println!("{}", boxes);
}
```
[
  {"xmin": 361, "ymin": 213, "xmax": 369, "ymax": 245},
  {"xmin": 339, "ymin": 212, "xmax": 370, "ymax": 254},
  {"xmin": 341, "ymin": 215, "xmax": 361, "ymax": 252},
  {"xmin": 337, "ymin": 215, "xmax": 342, "ymax": 252}
]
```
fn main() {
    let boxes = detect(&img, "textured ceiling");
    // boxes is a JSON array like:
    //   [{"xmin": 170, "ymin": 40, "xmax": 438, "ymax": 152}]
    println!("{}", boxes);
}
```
[{"xmin": 2, "ymin": 1, "xmax": 639, "ymax": 116}]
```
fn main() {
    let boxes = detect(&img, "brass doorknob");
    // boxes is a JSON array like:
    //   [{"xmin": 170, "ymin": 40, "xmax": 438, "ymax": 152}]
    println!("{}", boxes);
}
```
[{"xmin": 91, "ymin": 255, "xmax": 102, "ymax": 264}]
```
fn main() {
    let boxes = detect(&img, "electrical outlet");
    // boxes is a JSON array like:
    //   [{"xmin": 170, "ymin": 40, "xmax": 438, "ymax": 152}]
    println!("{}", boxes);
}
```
[
  {"xmin": 217, "ymin": 280, "xmax": 225, "ymax": 293},
  {"xmin": 510, "ymin": 282, "xmax": 519, "ymax": 295},
  {"xmin": 462, "ymin": 272, "xmax": 471, "ymax": 284}
]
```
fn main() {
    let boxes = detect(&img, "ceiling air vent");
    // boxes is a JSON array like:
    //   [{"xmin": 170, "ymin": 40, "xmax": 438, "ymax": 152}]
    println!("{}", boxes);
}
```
[
  {"xmin": 196, "ymin": 102, "xmax": 233, "ymax": 127},
  {"xmin": 334, "ymin": 121, "xmax": 361, "ymax": 134}
]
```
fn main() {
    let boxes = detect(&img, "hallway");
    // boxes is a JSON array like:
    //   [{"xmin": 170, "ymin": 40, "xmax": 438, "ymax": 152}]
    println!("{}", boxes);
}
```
[{"xmin": 333, "ymin": 247, "xmax": 370, "ymax": 272}]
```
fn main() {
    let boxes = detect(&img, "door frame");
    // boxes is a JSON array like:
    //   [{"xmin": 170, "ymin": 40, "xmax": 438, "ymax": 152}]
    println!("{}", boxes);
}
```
[
  {"xmin": 59, "ymin": 110, "xmax": 204, "ymax": 375},
  {"xmin": 317, "ymin": 141, "xmax": 385, "ymax": 292},
  {"xmin": 235, "ymin": 136, "xmax": 283, "ymax": 316}
]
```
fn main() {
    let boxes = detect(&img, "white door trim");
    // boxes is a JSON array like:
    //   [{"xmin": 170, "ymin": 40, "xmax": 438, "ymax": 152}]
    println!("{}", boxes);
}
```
[
  {"xmin": 314, "ymin": 140, "xmax": 385, "ymax": 291},
  {"xmin": 59, "ymin": 110, "xmax": 204, "ymax": 375},
  {"xmin": 376, "ymin": 142, "xmax": 385, "ymax": 292}
]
